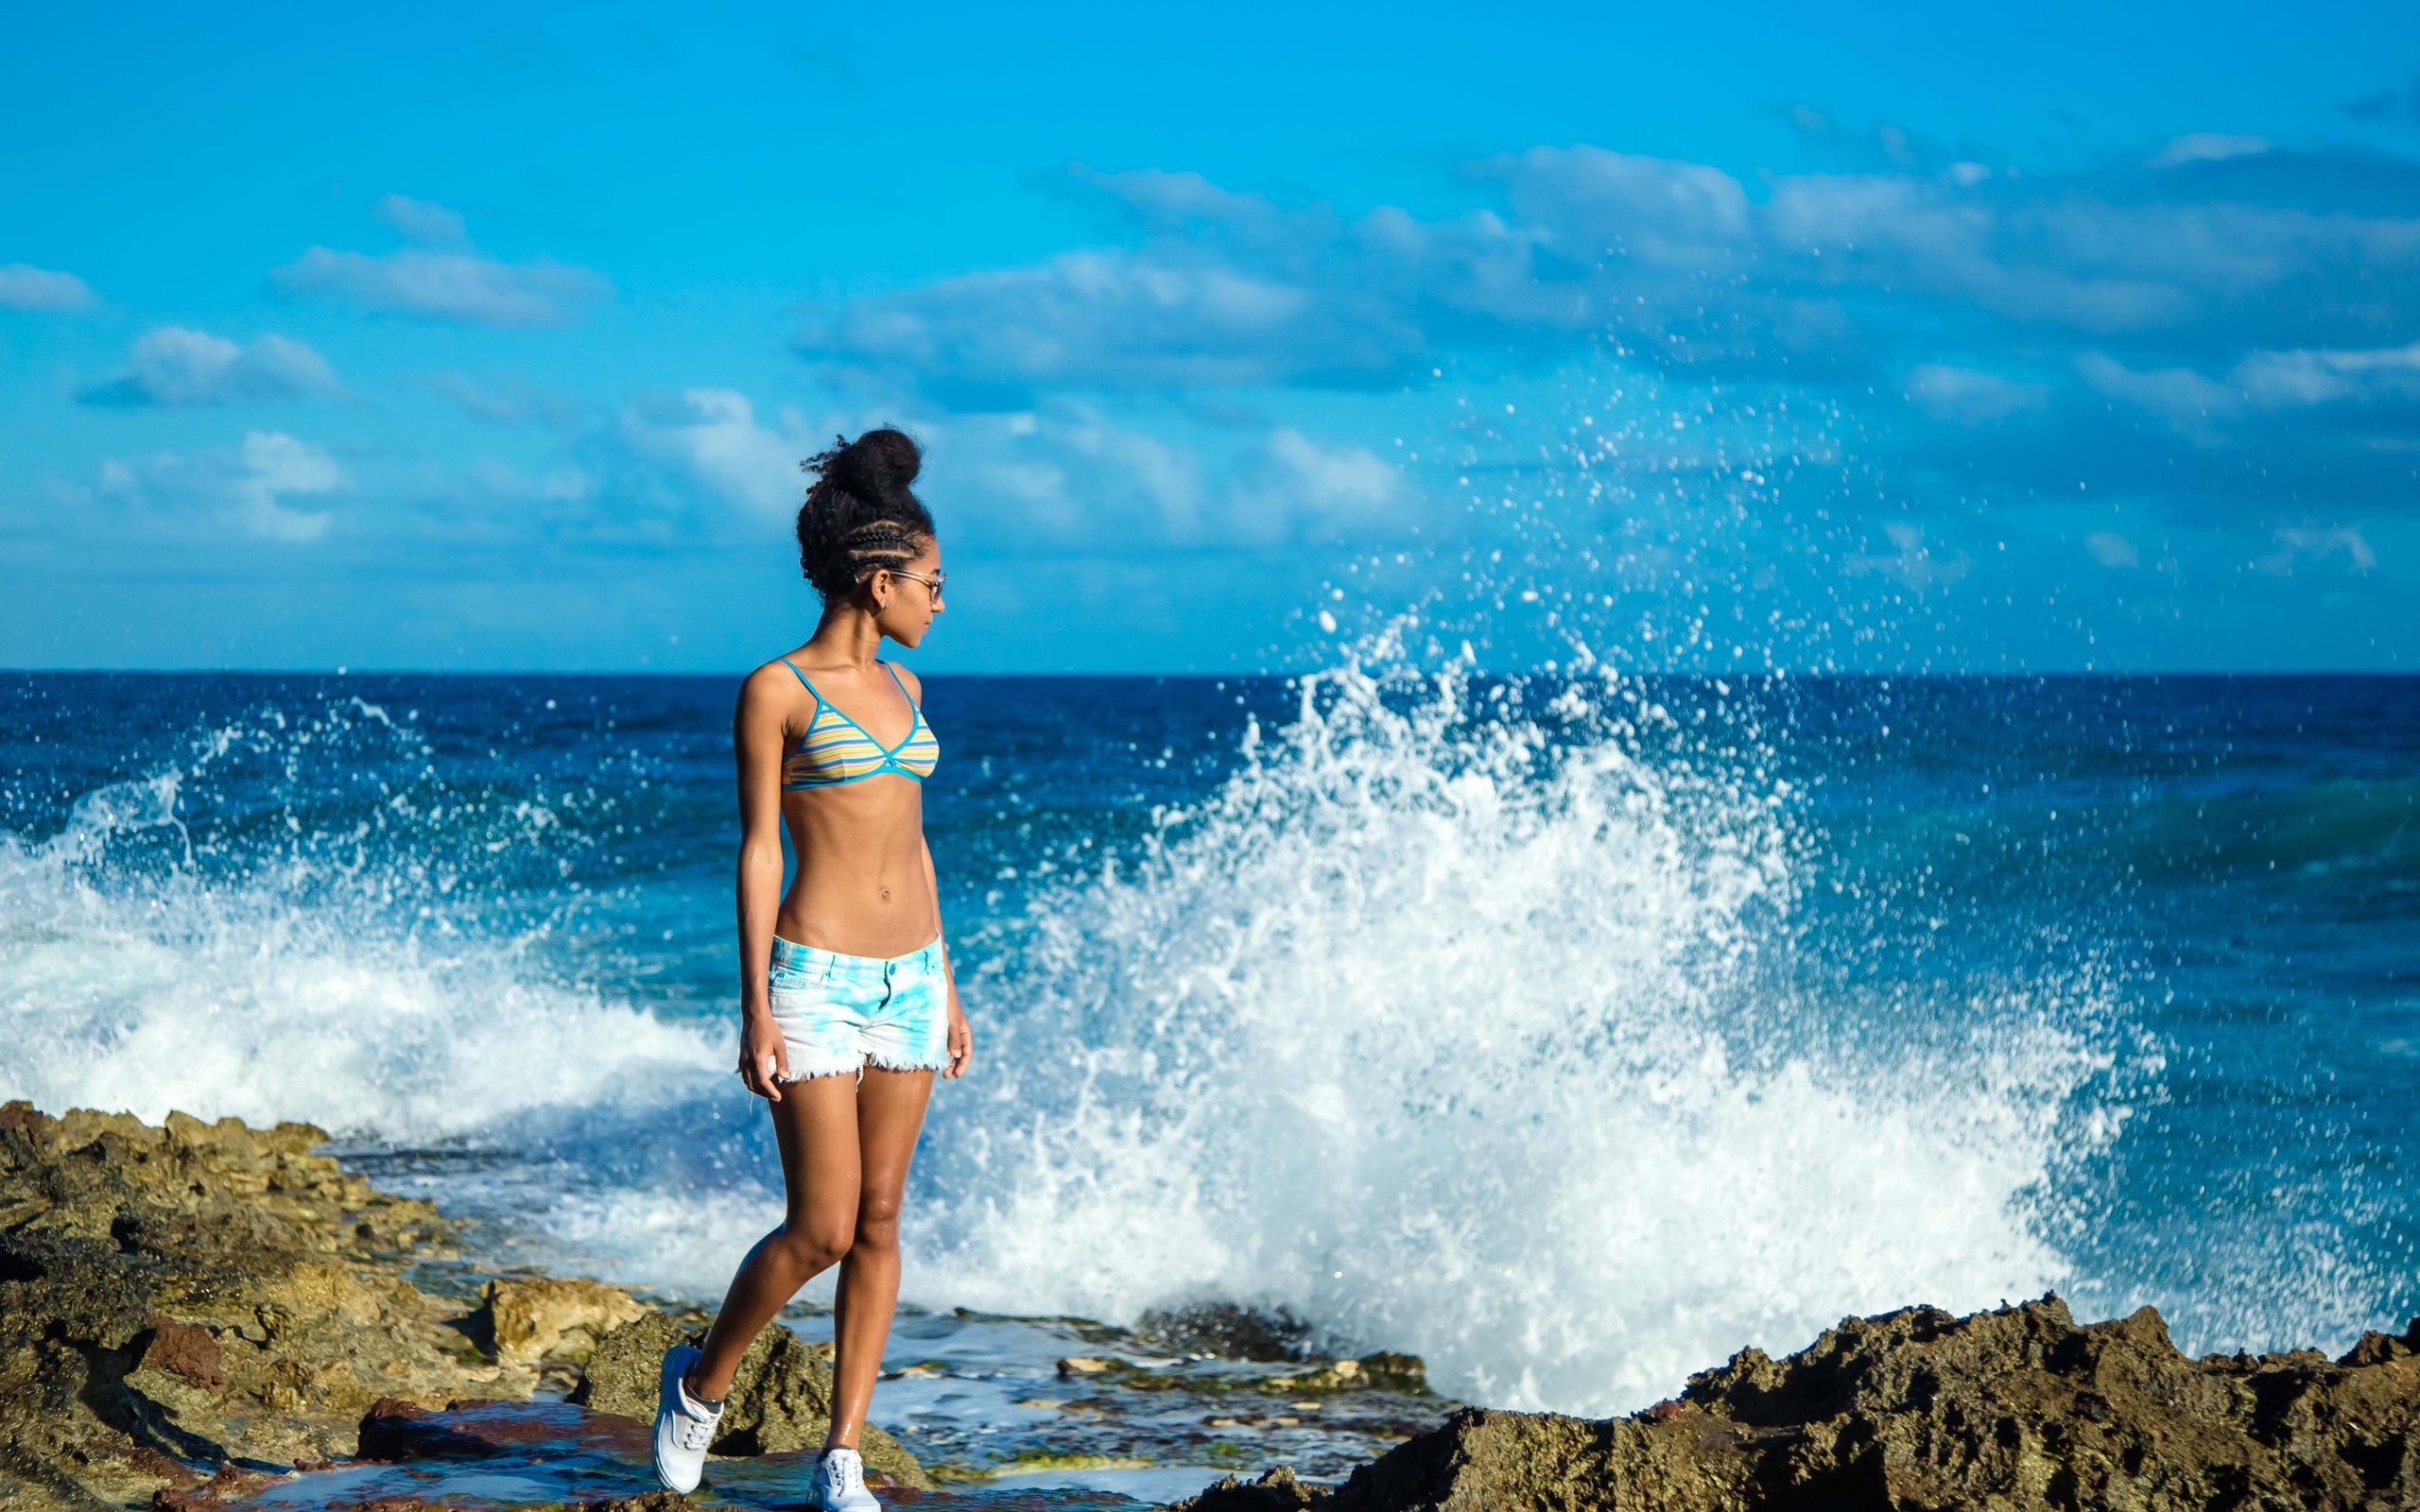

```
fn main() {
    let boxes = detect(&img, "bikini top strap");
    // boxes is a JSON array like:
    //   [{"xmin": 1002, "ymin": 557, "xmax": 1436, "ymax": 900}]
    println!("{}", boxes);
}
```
[
  {"xmin": 776, "ymin": 657, "xmax": 822, "ymax": 709},
  {"xmin": 881, "ymin": 660, "xmax": 920, "ymax": 713}
]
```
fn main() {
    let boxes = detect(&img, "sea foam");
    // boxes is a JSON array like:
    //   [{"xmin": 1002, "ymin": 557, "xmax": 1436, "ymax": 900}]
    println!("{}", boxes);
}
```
[
  {"xmin": 0, "ymin": 705, "xmax": 727, "ymax": 1141},
  {"xmin": 0, "ymin": 670, "xmax": 2122, "ymax": 1417},
  {"xmin": 908, "ymin": 649, "xmax": 2112, "ymax": 1413}
]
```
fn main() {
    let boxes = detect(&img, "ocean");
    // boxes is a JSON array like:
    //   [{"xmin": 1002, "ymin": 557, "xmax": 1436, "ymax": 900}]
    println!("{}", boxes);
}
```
[{"xmin": 3, "ymin": 664, "xmax": 2414, "ymax": 1444}]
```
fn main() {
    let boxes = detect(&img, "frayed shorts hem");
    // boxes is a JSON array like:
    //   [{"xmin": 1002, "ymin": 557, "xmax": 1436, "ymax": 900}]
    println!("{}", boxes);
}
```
[{"xmin": 773, "ymin": 1051, "xmax": 953, "ymax": 1084}]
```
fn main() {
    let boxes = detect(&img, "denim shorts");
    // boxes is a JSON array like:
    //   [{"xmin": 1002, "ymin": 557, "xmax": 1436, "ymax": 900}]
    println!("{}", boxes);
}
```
[{"xmin": 767, "ymin": 936, "xmax": 952, "ymax": 1080}]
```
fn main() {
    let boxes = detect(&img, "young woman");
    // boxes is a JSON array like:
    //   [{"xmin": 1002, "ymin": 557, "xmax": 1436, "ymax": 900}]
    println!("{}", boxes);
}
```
[{"xmin": 651, "ymin": 428, "xmax": 971, "ymax": 1512}]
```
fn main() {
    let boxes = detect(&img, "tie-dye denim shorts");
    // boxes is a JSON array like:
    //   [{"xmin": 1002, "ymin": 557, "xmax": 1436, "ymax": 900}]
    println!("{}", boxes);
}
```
[{"xmin": 767, "ymin": 935, "xmax": 952, "ymax": 1080}]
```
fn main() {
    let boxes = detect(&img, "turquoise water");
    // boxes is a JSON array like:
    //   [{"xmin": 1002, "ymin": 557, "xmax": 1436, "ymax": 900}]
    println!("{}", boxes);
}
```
[{"xmin": 2, "ymin": 669, "xmax": 2413, "ymax": 1434}]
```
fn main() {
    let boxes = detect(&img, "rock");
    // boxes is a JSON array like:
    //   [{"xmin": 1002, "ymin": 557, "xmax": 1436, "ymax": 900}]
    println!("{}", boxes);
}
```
[
  {"xmin": 1137, "ymin": 1302, "xmax": 1316, "ymax": 1362},
  {"xmin": 572, "ymin": 1310, "xmax": 928, "ymax": 1488},
  {"xmin": 1353, "ymin": 1353, "xmax": 1429, "ymax": 1393},
  {"xmin": 137, "ymin": 1316, "xmax": 226, "ymax": 1393},
  {"xmin": 353, "ymin": 1397, "xmax": 600, "ymax": 1463},
  {"xmin": 0, "ymin": 1101, "xmax": 931, "ymax": 1505},
  {"xmin": 473, "ymin": 1276, "xmax": 648, "ymax": 1365},
  {"xmin": 1269, "ymin": 1353, "xmax": 1429, "ymax": 1396},
  {"xmin": 355, "ymin": 1398, "xmax": 522, "ymax": 1462},
  {"xmin": 0, "ymin": 1103, "xmax": 488, "ymax": 1511},
  {"xmin": 146, "ymin": 1465, "xmax": 277, "ymax": 1509},
  {"xmin": 1058, "ymin": 1355, "xmax": 1115, "ymax": 1376},
  {"xmin": 1172, "ymin": 1296, "xmax": 2420, "ymax": 1512},
  {"xmin": 1182, "ymin": 1467, "xmax": 1321, "ymax": 1510}
]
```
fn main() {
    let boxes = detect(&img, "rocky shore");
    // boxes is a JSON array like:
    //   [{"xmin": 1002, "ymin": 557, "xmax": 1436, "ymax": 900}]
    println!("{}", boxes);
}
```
[
  {"xmin": 0, "ymin": 1103, "xmax": 919, "ymax": 1511},
  {"xmin": 8, "ymin": 1101, "xmax": 2418, "ymax": 1511},
  {"xmin": 1178, "ymin": 1297, "xmax": 2420, "ymax": 1511}
]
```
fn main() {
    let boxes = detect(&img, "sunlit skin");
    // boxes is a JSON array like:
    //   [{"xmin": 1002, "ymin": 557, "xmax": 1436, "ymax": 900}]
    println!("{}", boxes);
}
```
[{"xmin": 688, "ymin": 540, "xmax": 969, "ymax": 1453}]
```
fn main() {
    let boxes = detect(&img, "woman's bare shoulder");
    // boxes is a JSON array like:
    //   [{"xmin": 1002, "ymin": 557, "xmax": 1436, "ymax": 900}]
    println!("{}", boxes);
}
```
[
  {"xmin": 738, "ymin": 656, "xmax": 818, "ymax": 709},
  {"xmin": 885, "ymin": 662, "xmax": 924, "ymax": 699}
]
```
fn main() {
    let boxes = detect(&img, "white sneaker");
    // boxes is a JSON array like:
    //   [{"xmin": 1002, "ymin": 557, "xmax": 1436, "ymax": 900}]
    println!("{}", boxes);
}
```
[
  {"xmin": 814, "ymin": 1445, "xmax": 881, "ymax": 1511},
  {"xmin": 650, "ymin": 1344, "xmax": 722, "ymax": 1493}
]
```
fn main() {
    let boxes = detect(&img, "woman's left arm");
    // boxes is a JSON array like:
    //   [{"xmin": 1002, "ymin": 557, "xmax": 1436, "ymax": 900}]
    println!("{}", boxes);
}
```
[{"xmin": 924, "ymin": 838, "xmax": 973, "ymax": 1079}]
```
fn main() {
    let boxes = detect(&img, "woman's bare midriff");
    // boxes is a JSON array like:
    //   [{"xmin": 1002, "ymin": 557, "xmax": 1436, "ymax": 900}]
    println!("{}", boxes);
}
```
[{"xmin": 774, "ymin": 776, "xmax": 939, "ymax": 959}]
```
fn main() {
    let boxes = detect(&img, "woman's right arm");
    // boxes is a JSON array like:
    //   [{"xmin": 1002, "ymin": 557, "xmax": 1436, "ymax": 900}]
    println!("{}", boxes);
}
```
[{"xmin": 734, "ymin": 668, "xmax": 792, "ymax": 1100}]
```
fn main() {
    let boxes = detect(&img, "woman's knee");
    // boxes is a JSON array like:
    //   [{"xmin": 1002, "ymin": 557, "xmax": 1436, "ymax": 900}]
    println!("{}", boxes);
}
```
[
  {"xmin": 851, "ymin": 1193, "xmax": 903, "ymax": 1256},
  {"xmin": 773, "ymin": 1213, "xmax": 854, "ymax": 1272}
]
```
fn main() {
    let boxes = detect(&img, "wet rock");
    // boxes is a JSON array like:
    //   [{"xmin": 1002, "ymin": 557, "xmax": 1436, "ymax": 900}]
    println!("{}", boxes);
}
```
[
  {"xmin": 1268, "ymin": 1354, "xmax": 1429, "ymax": 1396},
  {"xmin": 573, "ymin": 1310, "xmax": 928, "ymax": 1487},
  {"xmin": 146, "ymin": 1465, "xmax": 277, "ymax": 1509},
  {"xmin": 1182, "ymin": 1468, "xmax": 1321, "ymax": 1510},
  {"xmin": 354, "ymin": 1397, "xmax": 601, "ymax": 1462},
  {"xmin": 1174, "ymin": 1296, "xmax": 2420, "ymax": 1512},
  {"xmin": 1138, "ymin": 1302, "xmax": 1317, "ymax": 1363},
  {"xmin": 472, "ymin": 1276, "xmax": 649, "ymax": 1366},
  {"xmin": 0, "ymin": 1104, "xmax": 489, "ymax": 1510}
]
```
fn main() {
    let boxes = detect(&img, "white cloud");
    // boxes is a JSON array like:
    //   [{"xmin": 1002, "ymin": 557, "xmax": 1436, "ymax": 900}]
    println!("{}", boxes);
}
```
[
  {"xmin": 1844, "ymin": 522, "xmax": 1971, "ymax": 591},
  {"xmin": 810, "ymin": 143, "xmax": 2420, "ymax": 403},
  {"xmin": 95, "ymin": 431, "xmax": 347, "ymax": 541},
  {"xmin": 900, "ymin": 405, "xmax": 1418, "ymax": 549},
  {"xmin": 1903, "ymin": 363, "xmax": 2048, "ymax": 422},
  {"xmin": 1078, "ymin": 165, "xmax": 1296, "ymax": 233},
  {"xmin": 2083, "ymin": 340, "xmax": 2420, "ymax": 426},
  {"xmin": 2230, "ymin": 340, "xmax": 2420, "ymax": 407},
  {"xmin": 230, "ymin": 433, "xmax": 345, "ymax": 540},
  {"xmin": 79, "ymin": 327, "xmax": 341, "ymax": 407},
  {"xmin": 1763, "ymin": 175, "xmax": 2196, "ymax": 332},
  {"xmin": 614, "ymin": 388, "xmax": 812, "ymax": 515},
  {"xmin": 2259, "ymin": 524, "xmax": 2377, "ymax": 574},
  {"xmin": 2075, "ymin": 352, "xmax": 2240, "ymax": 424},
  {"xmin": 1495, "ymin": 145, "xmax": 1751, "ymax": 268},
  {"xmin": 1266, "ymin": 428, "xmax": 1398, "ymax": 515},
  {"xmin": 2083, "ymin": 531, "xmax": 2140, "ymax": 567},
  {"xmin": 273, "ymin": 247, "xmax": 609, "ymax": 328},
  {"xmin": 2149, "ymin": 133, "xmax": 2271, "ymax": 168},
  {"xmin": 808, "ymin": 249, "xmax": 1393, "ymax": 390},
  {"xmin": 1033, "ymin": 411, "xmax": 1207, "ymax": 537},
  {"xmin": 1207, "ymin": 428, "xmax": 1408, "ymax": 546},
  {"xmin": 372, "ymin": 193, "xmax": 469, "ymax": 246},
  {"xmin": 0, "ymin": 263, "xmax": 95, "ymax": 311},
  {"xmin": 592, "ymin": 391, "xmax": 1204, "ymax": 549}
]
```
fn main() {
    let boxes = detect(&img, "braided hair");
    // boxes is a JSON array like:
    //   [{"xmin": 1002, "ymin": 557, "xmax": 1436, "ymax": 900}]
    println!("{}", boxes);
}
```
[{"xmin": 795, "ymin": 428, "xmax": 936, "ymax": 602}]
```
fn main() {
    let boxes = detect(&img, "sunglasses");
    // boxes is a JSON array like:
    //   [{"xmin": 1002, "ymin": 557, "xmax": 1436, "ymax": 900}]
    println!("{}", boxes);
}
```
[{"xmin": 886, "ymin": 567, "xmax": 946, "ymax": 603}]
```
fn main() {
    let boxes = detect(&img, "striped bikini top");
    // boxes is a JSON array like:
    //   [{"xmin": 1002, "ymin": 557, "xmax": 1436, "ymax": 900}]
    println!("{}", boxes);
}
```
[{"xmin": 777, "ymin": 659, "xmax": 939, "ymax": 789}]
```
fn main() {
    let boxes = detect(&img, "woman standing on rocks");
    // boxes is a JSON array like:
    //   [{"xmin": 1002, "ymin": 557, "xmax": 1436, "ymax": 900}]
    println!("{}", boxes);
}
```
[{"xmin": 652, "ymin": 428, "xmax": 971, "ymax": 1512}]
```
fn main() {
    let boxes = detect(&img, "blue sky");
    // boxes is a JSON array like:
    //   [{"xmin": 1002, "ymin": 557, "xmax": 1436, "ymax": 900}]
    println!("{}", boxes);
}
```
[{"xmin": 4, "ymin": 2, "xmax": 2417, "ymax": 672}]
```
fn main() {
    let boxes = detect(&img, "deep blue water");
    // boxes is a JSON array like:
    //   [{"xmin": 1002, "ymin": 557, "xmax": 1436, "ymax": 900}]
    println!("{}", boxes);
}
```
[{"xmin": 2, "ymin": 669, "xmax": 2413, "ymax": 1416}]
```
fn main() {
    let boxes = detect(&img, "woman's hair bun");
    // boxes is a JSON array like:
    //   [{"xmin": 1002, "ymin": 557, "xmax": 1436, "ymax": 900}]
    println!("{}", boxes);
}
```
[
  {"xmin": 795, "ymin": 428, "xmax": 936, "ymax": 601},
  {"xmin": 827, "ymin": 428, "xmax": 923, "ymax": 500}
]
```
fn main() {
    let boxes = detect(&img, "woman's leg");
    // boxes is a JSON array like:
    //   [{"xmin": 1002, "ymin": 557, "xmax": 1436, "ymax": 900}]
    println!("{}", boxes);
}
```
[
  {"xmin": 690, "ymin": 1074, "xmax": 864, "ymax": 1400},
  {"xmin": 824, "ymin": 1067, "xmax": 934, "ymax": 1450}
]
